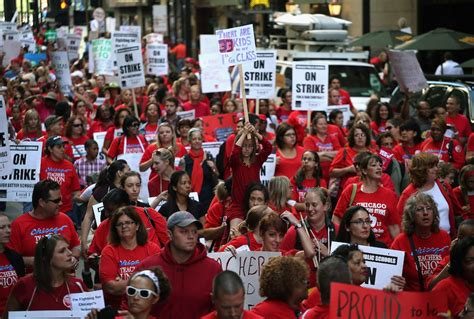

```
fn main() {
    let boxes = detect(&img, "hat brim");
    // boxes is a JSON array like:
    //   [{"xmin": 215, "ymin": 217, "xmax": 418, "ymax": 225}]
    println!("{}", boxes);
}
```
[{"xmin": 170, "ymin": 219, "xmax": 203, "ymax": 230}]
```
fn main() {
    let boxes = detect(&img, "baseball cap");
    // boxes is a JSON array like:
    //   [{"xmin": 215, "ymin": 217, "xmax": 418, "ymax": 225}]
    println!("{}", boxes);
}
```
[
  {"xmin": 167, "ymin": 211, "xmax": 203, "ymax": 230},
  {"xmin": 44, "ymin": 115, "xmax": 63, "ymax": 130},
  {"xmin": 46, "ymin": 136, "xmax": 66, "ymax": 149}
]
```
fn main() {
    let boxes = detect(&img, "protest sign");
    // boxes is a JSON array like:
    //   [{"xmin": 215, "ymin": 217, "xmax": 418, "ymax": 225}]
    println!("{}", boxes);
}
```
[
  {"xmin": 57, "ymin": 26, "xmax": 69, "ymax": 39},
  {"xmin": 66, "ymin": 34, "xmax": 81, "ymax": 61},
  {"xmin": 2, "ymin": 40, "xmax": 22, "ymax": 67},
  {"xmin": 117, "ymin": 45, "xmax": 146, "ymax": 89},
  {"xmin": 242, "ymin": 51, "xmax": 276, "ymax": 99},
  {"xmin": 152, "ymin": 5, "xmax": 168, "ymax": 34},
  {"xmin": 9, "ymin": 311, "xmax": 80, "ymax": 319},
  {"xmin": 329, "ymin": 283, "xmax": 448, "ymax": 319},
  {"xmin": 215, "ymin": 24, "xmax": 257, "ymax": 66},
  {"xmin": 0, "ymin": 96, "xmax": 12, "ymax": 176},
  {"xmin": 0, "ymin": 142, "xmax": 41, "ymax": 202},
  {"xmin": 93, "ymin": 202, "xmax": 104, "ymax": 226},
  {"xmin": 292, "ymin": 62, "xmax": 329, "ymax": 111},
  {"xmin": 184, "ymin": 142, "xmax": 223, "ymax": 160},
  {"xmin": 51, "ymin": 51, "xmax": 72, "ymax": 94},
  {"xmin": 117, "ymin": 153, "xmax": 150, "ymax": 199},
  {"xmin": 119, "ymin": 25, "xmax": 141, "ymax": 39},
  {"xmin": 20, "ymin": 29, "xmax": 35, "ymax": 53},
  {"xmin": 331, "ymin": 241, "xmax": 404, "ymax": 289},
  {"xmin": 208, "ymin": 251, "xmax": 281, "ymax": 309},
  {"xmin": 24, "ymin": 53, "xmax": 47, "ymax": 66},
  {"xmin": 200, "ymin": 34, "xmax": 219, "ymax": 54},
  {"xmin": 176, "ymin": 109, "xmax": 195, "ymax": 121},
  {"xmin": 199, "ymin": 53, "xmax": 232, "ymax": 93},
  {"xmin": 260, "ymin": 154, "xmax": 276, "ymax": 187},
  {"xmin": 92, "ymin": 39, "xmax": 113, "ymax": 75},
  {"xmin": 144, "ymin": 33, "xmax": 164, "ymax": 44},
  {"xmin": 388, "ymin": 50, "xmax": 428, "ymax": 93},
  {"xmin": 147, "ymin": 43, "xmax": 168, "ymax": 76},
  {"xmin": 70, "ymin": 290, "xmax": 105, "ymax": 315},
  {"xmin": 327, "ymin": 104, "xmax": 351, "ymax": 127},
  {"xmin": 112, "ymin": 31, "xmax": 140, "ymax": 49},
  {"xmin": 0, "ymin": 22, "xmax": 17, "ymax": 32},
  {"xmin": 4, "ymin": 30, "xmax": 20, "ymax": 42},
  {"xmin": 201, "ymin": 113, "xmax": 239, "ymax": 141}
]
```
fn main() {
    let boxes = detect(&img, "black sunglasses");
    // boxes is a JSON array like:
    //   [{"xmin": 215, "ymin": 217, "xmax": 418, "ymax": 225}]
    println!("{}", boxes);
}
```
[{"xmin": 47, "ymin": 197, "xmax": 62, "ymax": 204}]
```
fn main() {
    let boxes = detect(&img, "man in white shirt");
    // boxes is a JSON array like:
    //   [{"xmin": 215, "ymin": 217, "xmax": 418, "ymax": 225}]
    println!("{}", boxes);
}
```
[{"xmin": 435, "ymin": 52, "xmax": 464, "ymax": 75}]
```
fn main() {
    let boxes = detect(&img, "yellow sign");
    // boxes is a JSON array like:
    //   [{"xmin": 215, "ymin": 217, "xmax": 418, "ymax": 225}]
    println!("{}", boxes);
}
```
[{"xmin": 459, "ymin": 36, "xmax": 474, "ymax": 44}]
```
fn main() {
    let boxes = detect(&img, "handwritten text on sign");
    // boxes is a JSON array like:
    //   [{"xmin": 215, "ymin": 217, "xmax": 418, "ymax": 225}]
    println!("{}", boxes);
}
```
[
  {"xmin": 329, "ymin": 283, "xmax": 448, "ymax": 319},
  {"xmin": 215, "ymin": 24, "xmax": 257, "ymax": 66},
  {"xmin": 208, "ymin": 251, "xmax": 280, "ymax": 310}
]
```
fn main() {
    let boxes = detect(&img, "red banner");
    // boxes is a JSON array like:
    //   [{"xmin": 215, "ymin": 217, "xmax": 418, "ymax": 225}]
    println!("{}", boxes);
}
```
[
  {"xmin": 201, "ymin": 113, "xmax": 241, "ymax": 141},
  {"xmin": 330, "ymin": 283, "xmax": 448, "ymax": 319}
]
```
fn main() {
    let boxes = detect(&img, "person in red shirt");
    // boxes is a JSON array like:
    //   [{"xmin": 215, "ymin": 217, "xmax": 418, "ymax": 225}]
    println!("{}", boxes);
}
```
[
  {"xmin": 102, "ymin": 108, "xmax": 131, "ymax": 156},
  {"xmin": 329, "ymin": 75, "xmax": 356, "ymax": 115},
  {"xmin": 65, "ymin": 115, "xmax": 89, "ymax": 161},
  {"xmin": 8, "ymin": 180, "xmax": 81, "ymax": 272},
  {"xmin": 16, "ymin": 109, "xmax": 44, "ymax": 141},
  {"xmin": 390, "ymin": 192, "xmax": 451, "ymax": 291},
  {"xmin": 169, "ymin": 40, "xmax": 187, "ymax": 69},
  {"xmin": 370, "ymin": 102, "xmax": 393, "ymax": 136},
  {"xmin": 107, "ymin": 115, "xmax": 148, "ymax": 163},
  {"xmin": 172, "ymin": 77, "xmax": 190, "ymax": 105},
  {"xmin": 183, "ymin": 85, "xmax": 210, "ymax": 117},
  {"xmin": 202, "ymin": 271, "xmax": 264, "ymax": 319},
  {"xmin": 40, "ymin": 136, "xmax": 81, "ymax": 224},
  {"xmin": 328, "ymin": 109, "xmax": 347, "ymax": 146},
  {"xmin": 100, "ymin": 207, "xmax": 161, "ymax": 308},
  {"xmin": 147, "ymin": 148, "xmax": 175, "ymax": 200},
  {"xmin": 445, "ymin": 95, "xmax": 471, "ymax": 145},
  {"xmin": 276, "ymin": 89, "xmax": 292, "ymax": 122},
  {"xmin": 141, "ymin": 102, "xmax": 160, "ymax": 143},
  {"xmin": 287, "ymin": 110, "xmax": 307, "ymax": 145},
  {"xmin": 453, "ymin": 165, "xmax": 474, "ymax": 220},
  {"xmin": 332, "ymin": 154, "xmax": 400, "ymax": 246},
  {"xmin": 392, "ymin": 120, "xmax": 422, "ymax": 165},
  {"xmin": 251, "ymin": 256, "xmax": 309, "ymax": 319},
  {"xmin": 38, "ymin": 115, "xmax": 74, "ymax": 161},
  {"xmin": 275, "ymin": 123, "xmax": 305, "ymax": 180}
]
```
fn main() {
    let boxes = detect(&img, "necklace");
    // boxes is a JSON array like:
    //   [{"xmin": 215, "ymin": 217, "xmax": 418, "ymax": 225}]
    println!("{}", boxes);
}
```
[{"xmin": 48, "ymin": 284, "xmax": 65, "ymax": 303}]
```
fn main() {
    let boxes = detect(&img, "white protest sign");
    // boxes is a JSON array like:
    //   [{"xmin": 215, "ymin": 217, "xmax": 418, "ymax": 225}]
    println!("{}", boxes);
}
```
[
  {"xmin": 199, "ymin": 53, "xmax": 231, "ymax": 93},
  {"xmin": 93, "ymin": 132, "xmax": 106, "ymax": 161},
  {"xmin": 176, "ymin": 109, "xmax": 195, "ymax": 121},
  {"xmin": 4, "ymin": 30, "xmax": 19, "ymax": 42},
  {"xmin": 260, "ymin": 154, "xmax": 276, "ymax": 187},
  {"xmin": 331, "ymin": 241, "xmax": 404, "ymax": 289},
  {"xmin": 20, "ymin": 29, "xmax": 36, "ymax": 53},
  {"xmin": 66, "ymin": 34, "xmax": 81, "ymax": 61},
  {"xmin": 93, "ymin": 202, "xmax": 104, "ymax": 226},
  {"xmin": 88, "ymin": 44, "xmax": 94, "ymax": 74},
  {"xmin": 152, "ymin": 5, "xmax": 168, "ymax": 34},
  {"xmin": 119, "ymin": 25, "xmax": 141, "ymax": 39},
  {"xmin": 327, "ymin": 104, "xmax": 351, "ymax": 127},
  {"xmin": 9, "ymin": 311, "xmax": 80, "ymax": 319},
  {"xmin": 57, "ymin": 26, "xmax": 69, "ymax": 39},
  {"xmin": 0, "ymin": 96, "xmax": 12, "ymax": 176},
  {"xmin": 144, "ymin": 33, "xmax": 164, "ymax": 44},
  {"xmin": 112, "ymin": 31, "xmax": 140, "ymax": 50},
  {"xmin": 184, "ymin": 142, "xmax": 223, "ymax": 160},
  {"xmin": 208, "ymin": 251, "xmax": 281, "ymax": 309},
  {"xmin": 388, "ymin": 50, "xmax": 428, "ymax": 93},
  {"xmin": 117, "ymin": 45, "xmax": 146, "ymax": 89},
  {"xmin": 106, "ymin": 17, "xmax": 116, "ymax": 33},
  {"xmin": 200, "ymin": 34, "xmax": 219, "ymax": 54},
  {"xmin": 242, "ymin": 50, "xmax": 276, "ymax": 99},
  {"xmin": 215, "ymin": 24, "xmax": 257, "ymax": 66},
  {"xmin": 147, "ymin": 43, "xmax": 168, "ymax": 76},
  {"xmin": 117, "ymin": 153, "xmax": 150, "ymax": 199},
  {"xmin": 70, "ymin": 290, "xmax": 105, "ymax": 315},
  {"xmin": 2, "ymin": 40, "xmax": 22, "ymax": 67},
  {"xmin": 0, "ymin": 142, "xmax": 41, "ymax": 202},
  {"xmin": 0, "ymin": 22, "xmax": 16, "ymax": 32},
  {"xmin": 51, "ymin": 51, "xmax": 72, "ymax": 94},
  {"xmin": 292, "ymin": 62, "xmax": 329, "ymax": 111},
  {"xmin": 92, "ymin": 38, "xmax": 113, "ymax": 75}
]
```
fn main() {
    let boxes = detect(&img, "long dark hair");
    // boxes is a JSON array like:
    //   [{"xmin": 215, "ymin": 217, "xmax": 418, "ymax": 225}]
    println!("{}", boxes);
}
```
[
  {"xmin": 374, "ymin": 102, "xmax": 393, "ymax": 126},
  {"xmin": 335, "ymin": 206, "xmax": 377, "ymax": 244},
  {"xmin": 168, "ymin": 171, "xmax": 189, "ymax": 202},
  {"xmin": 93, "ymin": 159, "xmax": 128, "ymax": 191},
  {"xmin": 109, "ymin": 206, "xmax": 148, "ymax": 246},
  {"xmin": 294, "ymin": 151, "xmax": 322, "ymax": 189}
]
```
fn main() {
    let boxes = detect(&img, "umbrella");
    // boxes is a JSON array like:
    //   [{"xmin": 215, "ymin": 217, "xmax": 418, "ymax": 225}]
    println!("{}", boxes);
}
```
[
  {"xmin": 349, "ymin": 30, "xmax": 413, "ymax": 48},
  {"xmin": 395, "ymin": 28, "xmax": 474, "ymax": 50},
  {"xmin": 461, "ymin": 58, "xmax": 474, "ymax": 68}
]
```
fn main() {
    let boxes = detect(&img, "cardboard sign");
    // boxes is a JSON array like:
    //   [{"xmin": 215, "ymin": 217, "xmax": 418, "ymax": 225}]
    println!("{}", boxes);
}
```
[
  {"xmin": 4, "ymin": 30, "xmax": 20, "ymax": 42},
  {"xmin": 242, "ymin": 50, "xmax": 276, "ymax": 99},
  {"xmin": 51, "ymin": 51, "xmax": 72, "ymax": 94},
  {"xmin": 66, "ymin": 34, "xmax": 81, "ymax": 61},
  {"xmin": 329, "ymin": 283, "xmax": 448, "ymax": 319},
  {"xmin": 70, "ymin": 290, "xmax": 105, "ymax": 315},
  {"xmin": 0, "ymin": 142, "xmax": 41, "ymax": 202},
  {"xmin": 0, "ymin": 22, "xmax": 17, "ymax": 32},
  {"xmin": 147, "ymin": 43, "xmax": 168, "ymax": 76},
  {"xmin": 388, "ymin": 50, "xmax": 428, "ymax": 93},
  {"xmin": 292, "ymin": 62, "xmax": 329, "ymax": 111},
  {"xmin": 93, "ymin": 202, "xmax": 104, "ymax": 226},
  {"xmin": 327, "ymin": 104, "xmax": 351, "ymax": 127},
  {"xmin": 117, "ymin": 45, "xmax": 146, "ymax": 89},
  {"xmin": 215, "ymin": 24, "xmax": 257, "ymax": 66},
  {"xmin": 0, "ymin": 96, "xmax": 12, "ymax": 176},
  {"xmin": 152, "ymin": 5, "xmax": 168, "ymax": 34},
  {"xmin": 260, "ymin": 154, "xmax": 276, "ymax": 187},
  {"xmin": 208, "ymin": 251, "xmax": 281, "ymax": 310},
  {"xmin": 92, "ymin": 39, "xmax": 113, "ymax": 75},
  {"xmin": 112, "ymin": 31, "xmax": 139, "ymax": 50},
  {"xmin": 201, "ymin": 113, "xmax": 239, "ymax": 141},
  {"xmin": 331, "ymin": 241, "xmax": 404, "ymax": 289},
  {"xmin": 199, "ymin": 53, "xmax": 232, "ymax": 93}
]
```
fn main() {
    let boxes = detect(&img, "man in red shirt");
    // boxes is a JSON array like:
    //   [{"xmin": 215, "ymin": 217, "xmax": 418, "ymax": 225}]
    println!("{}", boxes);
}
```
[
  {"xmin": 445, "ymin": 95, "xmax": 471, "ymax": 145},
  {"xmin": 38, "ymin": 115, "xmax": 74, "ymax": 161},
  {"xmin": 201, "ymin": 271, "xmax": 263, "ymax": 319},
  {"xmin": 329, "ymin": 75, "xmax": 356, "ymax": 115},
  {"xmin": 40, "ymin": 136, "xmax": 81, "ymax": 225},
  {"xmin": 277, "ymin": 88, "xmax": 292, "ymax": 122},
  {"xmin": 182, "ymin": 85, "xmax": 210, "ymax": 117},
  {"xmin": 8, "ymin": 179, "xmax": 81, "ymax": 272}
]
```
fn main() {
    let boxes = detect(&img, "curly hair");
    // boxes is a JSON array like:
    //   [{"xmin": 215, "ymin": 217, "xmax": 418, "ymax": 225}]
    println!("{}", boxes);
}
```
[
  {"xmin": 459, "ymin": 165, "xmax": 474, "ymax": 205},
  {"xmin": 259, "ymin": 256, "xmax": 309, "ymax": 301},
  {"xmin": 402, "ymin": 192, "xmax": 440, "ymax": 235},
  {"xmin": 374, "ymin": 102, "xmax": 393, "ymax": 126},
  {"xmin": 408, "ymin": 153, "xmax": 439, "ymax": 188},
  {"xmin": 347, "ymin": 124, "xmax": 371, "ymax": 148},
  {"xmin": 65, "ymin": 115, "xmax": 87, "ymax": 138},
  {"xmin": 109, "ymin": 206, "xmax": 148, "ymax": 246},
  {"xmin": 449, "ymin": 237, "xmax": 474, "ymax": 277}
]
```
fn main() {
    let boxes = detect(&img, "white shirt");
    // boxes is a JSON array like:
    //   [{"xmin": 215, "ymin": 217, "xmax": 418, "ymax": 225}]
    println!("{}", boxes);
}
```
[
  {"xmin": 423, "ymin": 183, "xmax": 450, "ymax": 233},
  {"xmin": 435, "ymin": 60, "xmax": 464, "ymax": 75}
]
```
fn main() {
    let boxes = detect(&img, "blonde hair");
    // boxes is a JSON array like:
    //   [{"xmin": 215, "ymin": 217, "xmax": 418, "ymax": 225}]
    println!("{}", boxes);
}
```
[{"xmin": 268, "ymin": 176, "xmax": 291, "ymax": 211}]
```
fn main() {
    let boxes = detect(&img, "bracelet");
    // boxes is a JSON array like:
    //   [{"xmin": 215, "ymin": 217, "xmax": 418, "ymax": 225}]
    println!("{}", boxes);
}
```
[{"xmin": 295, "ymin": 223, "xmax": 303, "ymax": 229}]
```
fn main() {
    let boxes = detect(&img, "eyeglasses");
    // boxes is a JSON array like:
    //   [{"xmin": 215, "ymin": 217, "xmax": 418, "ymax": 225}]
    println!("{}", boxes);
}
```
[
  {"xmin": 73, "ymin": 124, "xmax": 82, "ymax": 127},
  {"xmin": 415, "ymin": 206, "xmax": 433, "ymax": 213},
  {"xmin": 47, "ymin": 197, "xmax": 62, "ymax": 204},
  {"xmin": 350, "ymin": 219, "xmax": 371, "ymax": 226},
  {"xmin": 302, "ymin": 157, "xmax": 315, "ymax": 162},
  {"xmin": 115, "ymin": 221, "xmax": 136, "ymax": 228},
  {"xmin": 284, "ymin": 133, "xmax": 296, "ymax": 137},
  {"xmin": 126, "ymin": 286, "xmax": 157, "ymax": 299}
]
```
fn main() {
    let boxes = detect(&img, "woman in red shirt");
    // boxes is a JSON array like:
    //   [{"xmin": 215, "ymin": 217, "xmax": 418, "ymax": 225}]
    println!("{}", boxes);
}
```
[
  {"xmin": 99, "ymin": 207, "xmax": 161, "ymax": 308},
  {"xmin": 303, "ymin": 114, "xmax": 341, "ymax": 183},
  {"xmin": 140, "ymin": 102, "xmax": 160, "ymax": 143},
  {"xmin": 102, "ymin": 108, "xmax": 131, "ymax": 156},
  {"xmin": 88, "ymin": 104, "xmax": 115, "ymax": 138},
  {"xmin": 268, "ymin": 176, "xmax": 297, "ymax": 218},
  {"xmin": 107, "ymin": 115, "xmax": 148, "ymax": 163},
  {"xmin": 16, "ymin": 109, "xmax": 44, "ymax": 140},
  {"xmin": 275, "ymin": 123, "xmax": 305, "ymax": 180},
  {"xmin": 392, "ymin": 120, "xmax": 423, "ymax": 165},
  {"xmin": 65, "ymin": 115, "xmax": 89, "ymax": 161},
  {"xmin": 5, "ymin": 234, "xmax": 86, "ymax": 312},
  {"xmin": 370, "ymin": 102, "xmax": 393, "ymax": 136},
  {"xmin": 453, "ymin": 165, "xmax": 474, "ymax": 220},
  {"xmin": 148, "ymin": 148, "xmax": 175, "ymax": 201}
]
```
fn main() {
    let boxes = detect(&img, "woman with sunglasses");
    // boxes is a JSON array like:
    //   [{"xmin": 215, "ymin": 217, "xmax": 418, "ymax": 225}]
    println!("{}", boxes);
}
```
[
  {"xmin": 107, "ymin": 115, "xmax": 148, "ymax": 164},
  {"xmin": 99, "ymin": 206, "xmax": 161, "ymax": 308},
  {"xmin": 102, "ymin": 108, "xmax": 131, "ymax": 156},
  {"xmin": 4, "ymin": 234, "xmax": 87, "ymax": 313},
  {"xmin": 65, "ymin": 115, "xmax": 89, "ymax": 161}
]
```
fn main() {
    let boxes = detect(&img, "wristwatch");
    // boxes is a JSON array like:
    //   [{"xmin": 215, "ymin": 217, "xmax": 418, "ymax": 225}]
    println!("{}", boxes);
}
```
[{"xmin": 295, "ymin": 223, "xmax": 303, "ymax": 229}]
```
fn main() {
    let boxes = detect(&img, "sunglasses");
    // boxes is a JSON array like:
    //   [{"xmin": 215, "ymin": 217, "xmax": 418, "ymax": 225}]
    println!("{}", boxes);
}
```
[
  {"xmin": 126, "ymin": 286, "xmax": 157, "ymax": 299},
  {"xmin": 47, "ymin": 197, "xmax": 62, "ymax": 204}
]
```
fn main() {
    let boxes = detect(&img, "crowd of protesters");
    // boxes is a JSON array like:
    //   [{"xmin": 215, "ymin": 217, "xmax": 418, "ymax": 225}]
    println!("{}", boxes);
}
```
[{"xmin": 0, "ymin": 24, "xmax": 473, "ymax": 319}]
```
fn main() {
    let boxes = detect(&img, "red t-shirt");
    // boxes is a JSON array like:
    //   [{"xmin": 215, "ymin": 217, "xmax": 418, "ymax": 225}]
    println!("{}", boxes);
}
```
[
  {"xmin": 276, "ymin": 106, "xmax": 292, "ymax": 122},
  {"xmin": 88, "ymin": 218, "xmax": 111, "ymax": 256},
  {"xmin": 104, "ymin": 126, "xmax": 122, "ymax": 145},
  {"xmin": 291, "ymin": 177, "xmax": 327, "ymax": 202},
  {"xmin": 275, "ymin": 146, "xmax": 305, "ymax": 180},
  {"xmin": 390, "ymin": 231, "xmax": 451, "ymax": 291},
  {"xmin": 453, "ymin": 186, "xmax": 474, "ymax": 219},
  {"xmin": 446, "ymin": 113, "xmax": 471, "ymax": 139},
  {"xmin": 333, "ymin": 183, "xmax": 400, "ymax": 246},
  {"xmin": 218, "ymin": 232, "xmax": 262, "ymax": 252},
  {"xmin": 329, "ymin": 147, "xmax": 361, "ymax": 195},
  {"xmin": 148, "ymin": 174, "xmax": 170, "ymax": 197},
  {"xmin": 251, "ymin": 299, "xmax": 299, "ymax": 319},
  {"xmin": 301, "ymin": 288, "xmax": 321, "ymax": 311},
  {"xmin": 201, "ymin": 310, "xmax": 263, "ymax": 319},
  {"xmin": 40, "ymin": 157, "xmax": 81, "ymax": 214},
  {"xmin": 303, "ymin": 134, "xmax": 341, "ymax": 182},
  {"xmin": 467, "ymin": 133, "xmax": 474, "ymax": 152},
  {"xmin": 142, "ymin": 122, "xmax": 158, "ymax": 143},
  {"xmin": 107, "ymin": 134, "xmax": 148, "ymax": 159},
  {"xmin": 421, "ymin": 137, "xmax": 464, "ymax": 170},
  {"xmin": 392, "ymin": 143, "xmax": 422, "ymax": 163},
  {"xmin": 88, "ymin": 120, "xmax": 114, "ymax": 138},
  {"xmin": 433, "ymin": 276, "xmax": 473, "ymax": 317},
  {"xmin": 370, "ymin": 120, "xmax": 387, "ymax": 136},
  {"xmin": 182, "ymin": 101, "xmax": 210, "ymax": 117},
  {"xmin": 327, "ymin": 124, "xmax": 347, "ymax": 150},
  {"xmin": 11, "ymin": 275, "xmax": 86, "ymax": 311},
  {"xmin": 0, "ymin": 253, "xmax": 19, "ymax": 314},
  {"xmin": 68, "ymin": 135, "xmax": 89, "ymax": 161},
  {"xmin": 16, "ymin": 129, "xmax": 45, "ymax": 140},
  {"xmin": 287, "ymin": 111, "xmax": 307, "ymax": 145},
  {"xmin": 342, "ymin": 173, "xmax": 395, "ymax": 194},
  {"xmin": 100, "ymin": 242, "xmax": 161, "ymax": 307}
]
